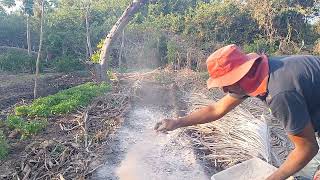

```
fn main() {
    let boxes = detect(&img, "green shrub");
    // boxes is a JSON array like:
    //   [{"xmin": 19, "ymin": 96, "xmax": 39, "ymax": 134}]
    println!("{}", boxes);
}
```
[
  {"xmin": 6, "ymin": 115, "xmax": 47, "ymax": 139},
  {"xmin": 53, "ymin": 56, "xmax": 85, "ymax": 72},
  {"xmin": 0, "ymin": 130, "xmax": 8, "ymax": 159},
  {"xmin": 0, "ymin": 50, "xmax": 40, "ymax": 73},
  {"xmin": 243, "ymin": 38, "xmax": 277, "ymax": 55},
  {"xmin": 15, "ymin": 82, "xmax": 111, "ymax": 117},
  {"xmin": 167, "ymin": 40, "xmax": 179, "ymax": 65},
  {"xmin": 15, "ymin": 105, "xmax": 31, "ymax": 116}
]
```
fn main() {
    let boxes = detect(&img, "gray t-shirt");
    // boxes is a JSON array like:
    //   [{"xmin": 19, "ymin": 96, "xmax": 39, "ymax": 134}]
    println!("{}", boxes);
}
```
[{"xmin": 266, "ymin": 55, "xmax": 320, "ymax": 135}]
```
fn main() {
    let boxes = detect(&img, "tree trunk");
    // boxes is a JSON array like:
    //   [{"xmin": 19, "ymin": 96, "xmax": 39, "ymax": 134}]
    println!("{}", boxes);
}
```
[
  {"xmin": 187, "ymin": 50, "xmax": 191, "ymax": 69},
  {"xmin": 99, "ymin": 0, "xmax": 148, "ymax": 82},
  {"xmin": 118, "ymin": 29, "xmax": 125, "ymax": 69},
  {"xmin": 85, "ymin": 3, "xmax": 101, "ymax": 82},
  {"xmin": 85, "ymin": 5, "xmax": 93, "ymax": 57},
  {"xmin": 34, "ymin": 0, "xmax": 44, "ymax": 99},
  {"xmin": 27, "ymin": 15, "xmax": 31, "ymax": 56}
]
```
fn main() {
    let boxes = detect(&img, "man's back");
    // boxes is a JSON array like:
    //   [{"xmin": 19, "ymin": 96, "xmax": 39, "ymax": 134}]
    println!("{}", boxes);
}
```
[{"xmin": 267, "ymin": 55, "xmax": 320, "ymax": 134}]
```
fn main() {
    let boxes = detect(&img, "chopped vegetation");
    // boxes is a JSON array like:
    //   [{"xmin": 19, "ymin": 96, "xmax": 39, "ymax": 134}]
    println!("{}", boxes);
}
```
[
  {"xmin": 0, "ymin": 130, "xmax": 8, "ymax": 159},
  {"xmin": 155, "ymin": 71, "xmax": 174, "ymax": 84},
  {"xmin": 6, "ymin": 115, "xmax": 47, "ymax": 139},
  {"xmin": 15, "ymin": 82, "xmax": 111, "ymax": 117}
]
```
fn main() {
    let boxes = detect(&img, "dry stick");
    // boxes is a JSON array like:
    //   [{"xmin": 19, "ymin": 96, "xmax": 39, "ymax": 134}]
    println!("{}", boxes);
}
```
[
  {"xmin": 85, "ymin": 164, "xmax": 104, "ymax": 176},
  {"xmin": 58, "ymin": 174, "xmax": 65, "ymax": 180},
  {"xmin": 22, "ymin": 166, "xmax": 31, "ymax": 180},
  {"xmin": 59, "ymin": 124, "xmax": 82, "ymax": 131}
]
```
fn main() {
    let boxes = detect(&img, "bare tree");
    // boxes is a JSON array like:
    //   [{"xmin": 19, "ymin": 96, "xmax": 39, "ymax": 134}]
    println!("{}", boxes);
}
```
[
  {"xmin": 85, "ymin": 2, "xmax": 92, "ymax": 57},
  {"xmin": 22, "ymin": 0, "xmax": 34, "ymax": 56},
  {"xmin": 98, "ymin": 0, "xmax": 149, "ymax": 82},
  {"xmin": 33, "ymin": 0, "xmax": 44, "ymax": 99},
  {"xmin": 84, "ymin": 0, "xmax": 101, "ymax": 81},
  {"xmin": 27, "ymin": 15, "xmax": 31, "ymax": 55},
  {"xmin": 118, "ymin": 29, "xmax": 125, "ymax": 69}
]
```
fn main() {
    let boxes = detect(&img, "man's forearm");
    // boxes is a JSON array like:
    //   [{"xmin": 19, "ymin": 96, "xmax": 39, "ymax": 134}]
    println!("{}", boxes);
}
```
[
  {"xmin": 174, "ymin": 94, "xmax": 243, "ymax": 129},
  {"xmin": 267, "ymin": 145, "xmax": 318, "ymax": 180},
  {"xmin": 176, "ymin": 105, "xmax": 223, "ymax": 128}
]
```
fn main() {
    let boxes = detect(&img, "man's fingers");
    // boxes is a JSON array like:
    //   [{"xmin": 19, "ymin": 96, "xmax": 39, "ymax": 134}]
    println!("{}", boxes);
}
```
[
  {"xmin": 156, "ymin": 123, "xmax": 166, "ymax": 132},
  {"xmin": 154, "ymin": 122, "xmax": 162, "ymax": 130},
  {"xmin": 154, "ymin": 121, "xmax": 169, "ymax": 133}
]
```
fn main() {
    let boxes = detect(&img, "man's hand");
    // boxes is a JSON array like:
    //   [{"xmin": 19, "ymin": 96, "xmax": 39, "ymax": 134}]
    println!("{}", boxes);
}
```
[
  {"xmin": 154, "ymin": 119, "xmax": 180, "ymax": 133},
  {"xmin": 266, "ymin": 121, "xmax": 319, "ymax": 180}
]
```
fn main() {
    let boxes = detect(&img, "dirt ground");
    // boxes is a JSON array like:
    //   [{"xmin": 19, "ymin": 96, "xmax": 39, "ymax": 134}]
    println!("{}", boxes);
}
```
[
  {"xmin": 91, "ymin": 81, "xmax": 211, "ymax": 180},
  {"xmin": 0, "ymin": 72, "xmax": 91, "ymax": 110}
]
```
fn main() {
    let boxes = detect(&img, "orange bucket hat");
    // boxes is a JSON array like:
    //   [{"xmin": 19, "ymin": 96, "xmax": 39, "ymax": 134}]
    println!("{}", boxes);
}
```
[{"xmin": 207, "ymin": 44, "xmax": 262, "ymax": 89}]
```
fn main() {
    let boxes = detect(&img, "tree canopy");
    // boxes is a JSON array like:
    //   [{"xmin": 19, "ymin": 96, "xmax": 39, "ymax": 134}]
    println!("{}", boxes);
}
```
[{"xmin": 0, "ymin": 0, "xmax": 319, "ymax": 73}]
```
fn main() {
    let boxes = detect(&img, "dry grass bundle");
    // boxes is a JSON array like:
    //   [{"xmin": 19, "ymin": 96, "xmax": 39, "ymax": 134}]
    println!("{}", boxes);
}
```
[
  {"xmin": 183, "ymin": 89, "xmax": 294, "ymax": 170},
  {"xmin": 186, "ymin": 93, "xmax": 271, "ymax": 169}
]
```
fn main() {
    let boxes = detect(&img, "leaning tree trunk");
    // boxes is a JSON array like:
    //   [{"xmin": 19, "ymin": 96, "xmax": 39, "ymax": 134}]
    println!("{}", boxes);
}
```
[
  {"xmin": 33, "ymin": 0, "xmax": 44, "ymax": 99},
  {"xmin": 118, "ymin": 29, "xmax": 125, "ymax": 69},
  {"xmin": 27, "ymin": 15, "xmax": 31, "ymax": 56},
  {"xmin": 99, "ymin": 0, "xmax": 148, "ymax": 82}
]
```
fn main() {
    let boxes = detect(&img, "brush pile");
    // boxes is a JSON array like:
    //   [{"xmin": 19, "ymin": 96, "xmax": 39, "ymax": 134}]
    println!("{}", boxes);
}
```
[
  {"xmin": 2, "ymin": 91, "xmax": 130, "ymax": 180},
  {"xmin": 187, "ymin": 93, "xmax": 271, "ymax": 168}
]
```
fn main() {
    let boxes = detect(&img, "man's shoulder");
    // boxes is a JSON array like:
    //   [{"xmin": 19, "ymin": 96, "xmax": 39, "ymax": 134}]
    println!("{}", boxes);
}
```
[{"xmin": 267, "ymin": 55, "xmax": 320, "ymax": 96}]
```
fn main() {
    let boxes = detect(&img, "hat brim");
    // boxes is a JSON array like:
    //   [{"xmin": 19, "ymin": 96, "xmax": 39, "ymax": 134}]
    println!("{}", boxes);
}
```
[{"xmin": 207, "ymin": 53, "xmax": 261, "ymax": 89}]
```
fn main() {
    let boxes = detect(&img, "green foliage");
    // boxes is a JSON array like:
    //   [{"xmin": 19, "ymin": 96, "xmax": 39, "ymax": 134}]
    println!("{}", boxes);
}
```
[
  {"xmin": 6, "ymin": 115, "xmax": 47, "ymax": 139},
  {"xmin": 0, "ymin": 50, "xmax": 39, "ymax": 73},
  {"xmin": 167, "ymin": 40, "xmax": 179, "ymax": 65},
  {"xmin": 243, "ymin": 39, "xmax": 277, "ymax": 55},
  {"xmin": 53, "ymin": 56, "xmax": 85, "ymax": 72},
  {"xmin": 0, "ymin": 14, "xmax": 26, "ymax": 48},
  {"xmin": 0, "ymin": 130, "xmax": 8, "ymax": 160},
  {"xmin": 158, "ymin": 35, "xmax": 168, "ymax": 66},
  {"xmin": 23, "ymin": 0, "xmax": 34, "ymax": 16},
  {"xmin": 15, "ymin": 82, "xmax": 111, "ymax": 117},
  {"xmin": 91, "ymin": 39, "xmax": 104, "ymax": 63},
  {"xmin": 0, "ymin": 0, "xmax": 319, "ymax": 72},
  {"xmin": 184, "ymin": 1, "xmax": 259, "ymax": 48}
]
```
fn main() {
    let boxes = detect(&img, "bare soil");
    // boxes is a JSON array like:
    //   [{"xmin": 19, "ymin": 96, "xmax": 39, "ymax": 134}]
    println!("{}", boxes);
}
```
[{"xmin": 0, "ymin": 72, "xmax": 91, "ymax": 110}]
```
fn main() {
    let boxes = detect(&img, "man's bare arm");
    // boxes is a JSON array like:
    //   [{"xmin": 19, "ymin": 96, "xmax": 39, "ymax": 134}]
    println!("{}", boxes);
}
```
[
  {"xmin": 267, "ymin": 121, "xmax": 319, "ymax": 180},
  {"xmin": 176, "ymin": 94, "xmax": 244, "ymax": 128}
]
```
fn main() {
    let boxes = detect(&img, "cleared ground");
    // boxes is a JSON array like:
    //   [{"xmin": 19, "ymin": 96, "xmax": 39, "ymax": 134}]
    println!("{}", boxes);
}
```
[
  {"xmin": 0, "ymin": 69, "xmax": 293, "ymax": 179},
  {"xmin": 92, "ymin": 82, "xmax": 209, "ymax": 180}
]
